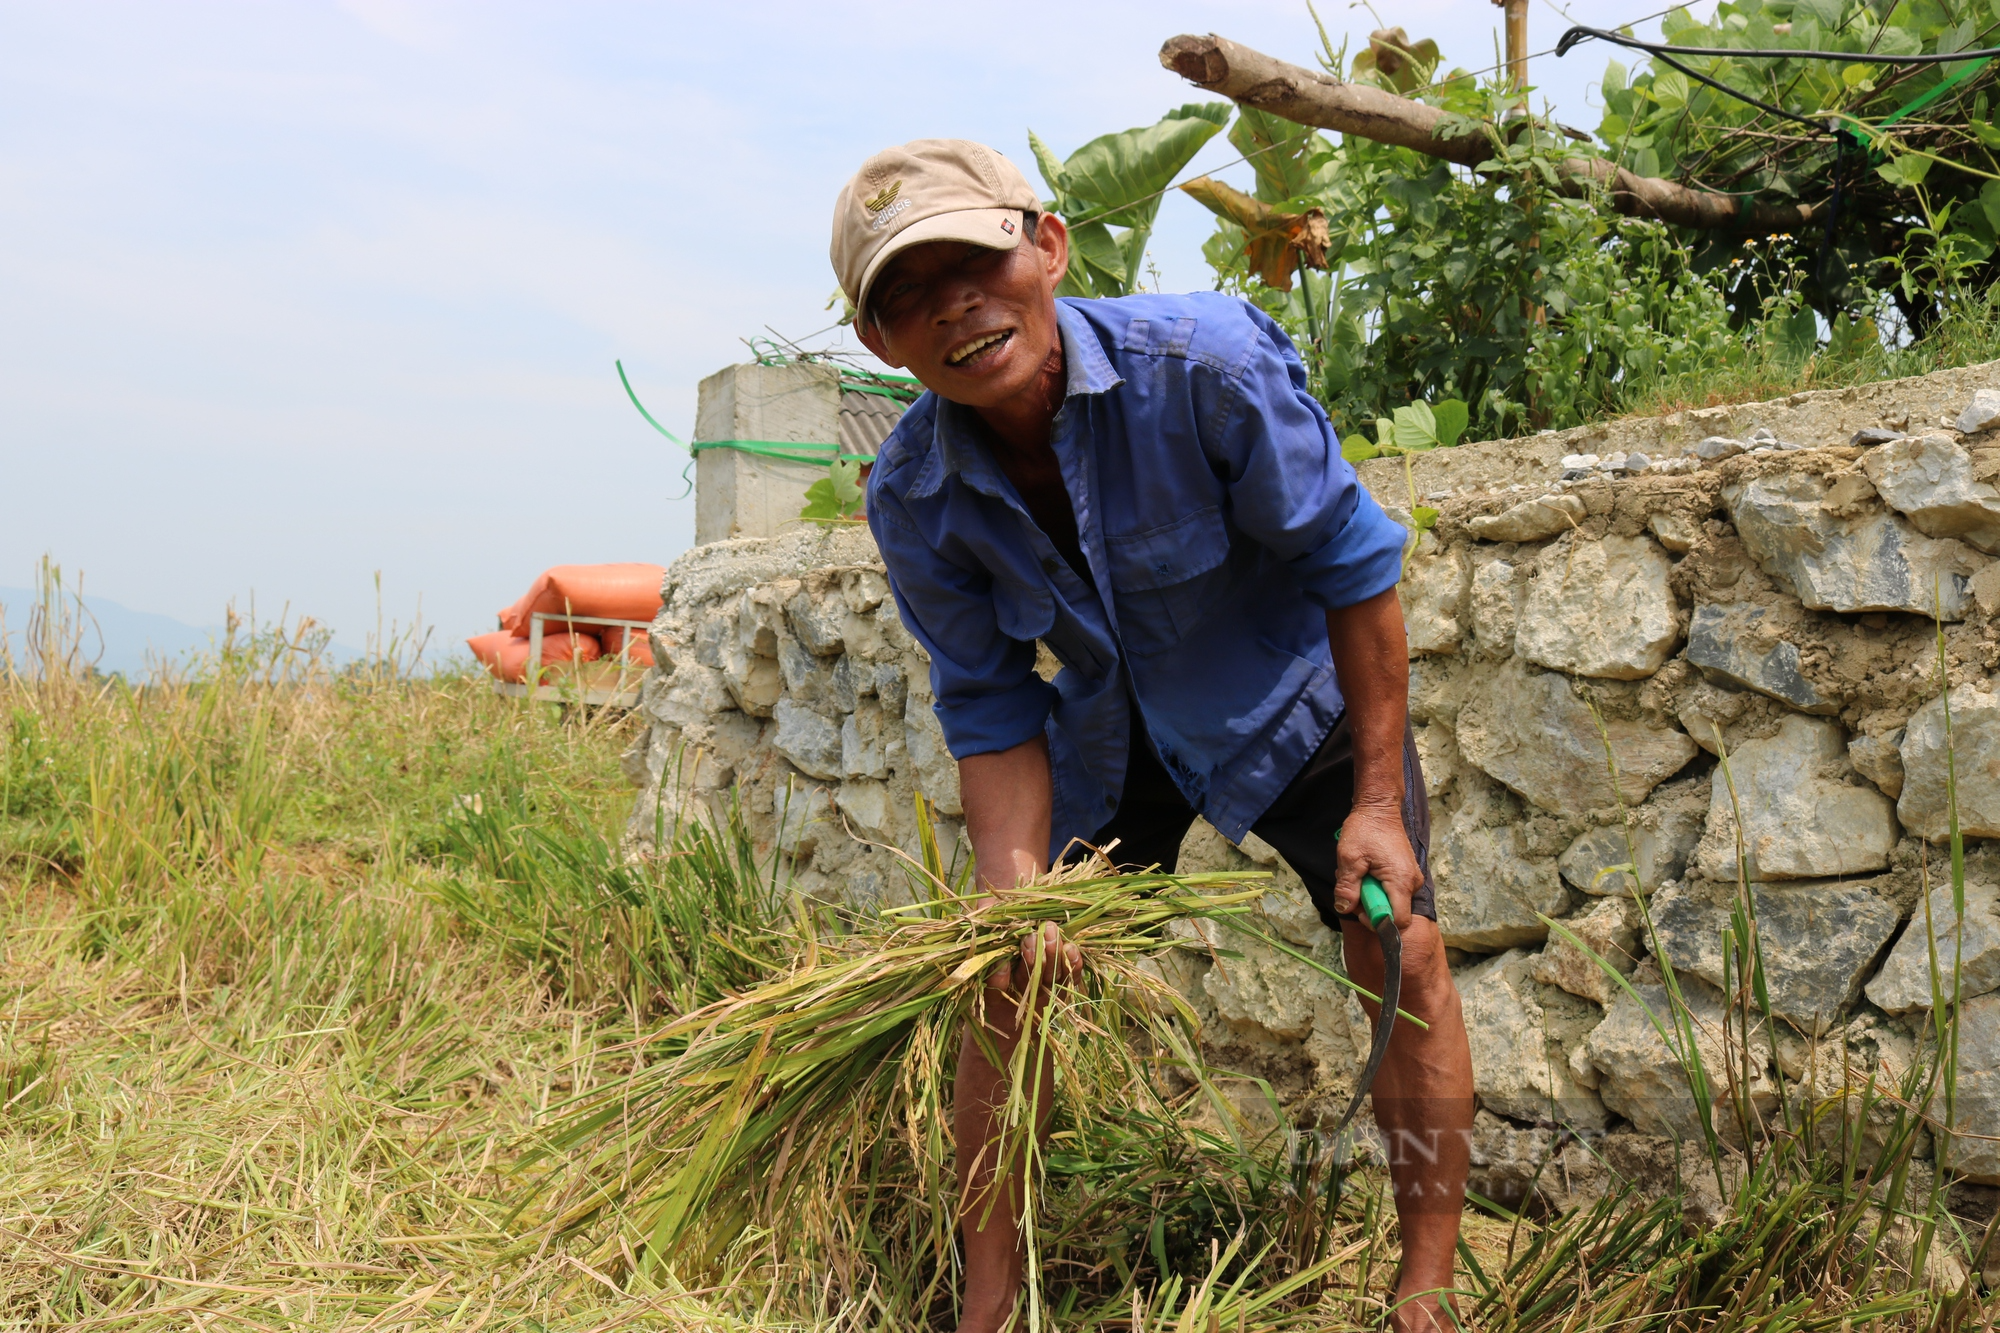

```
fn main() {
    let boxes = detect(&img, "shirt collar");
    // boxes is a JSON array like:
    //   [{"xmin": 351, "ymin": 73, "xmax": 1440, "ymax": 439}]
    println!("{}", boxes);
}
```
[{"xmin": 907, "ymin": 301, "xmax": 1124, "ymax": 499}]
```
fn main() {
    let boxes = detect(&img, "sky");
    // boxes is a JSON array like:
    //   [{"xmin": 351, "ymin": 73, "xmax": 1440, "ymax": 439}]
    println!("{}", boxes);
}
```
[{"xmin": 0, "ymin": 0, "xmax": 1699, "ymax": 663}]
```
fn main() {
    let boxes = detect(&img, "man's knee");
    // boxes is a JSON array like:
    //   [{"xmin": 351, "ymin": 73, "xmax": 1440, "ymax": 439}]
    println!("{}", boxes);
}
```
[{"xmin": 1394, "ymin": 919, "xmax": 1461, "ymax": 1026}]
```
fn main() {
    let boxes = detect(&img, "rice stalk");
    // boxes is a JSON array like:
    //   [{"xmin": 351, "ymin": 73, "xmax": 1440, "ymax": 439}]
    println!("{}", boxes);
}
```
[{"xmin": 514, "ymin": 861, "xmax": 1341, "ymax": 1317}]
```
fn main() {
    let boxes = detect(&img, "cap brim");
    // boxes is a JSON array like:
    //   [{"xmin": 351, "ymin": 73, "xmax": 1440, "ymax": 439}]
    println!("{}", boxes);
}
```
[{"xmin": 855, "ymin": 208, "xmax": 1024, "ymax": 322}]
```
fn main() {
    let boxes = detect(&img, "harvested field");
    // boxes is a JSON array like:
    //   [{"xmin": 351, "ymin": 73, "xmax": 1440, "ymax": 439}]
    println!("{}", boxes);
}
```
[{"xmin": 2, "ymin": 584, "xmax": 1995, "ymax": 1331}]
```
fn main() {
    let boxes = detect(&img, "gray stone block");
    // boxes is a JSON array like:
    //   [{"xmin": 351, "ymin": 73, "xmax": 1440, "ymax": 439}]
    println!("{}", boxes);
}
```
[
  {"xmin": 1534, "ymin": 896, "xmax": 1642, "ymax": 1004},
  {"xmin": 1861, "ymin": 433, "xmax": 2000, "ymax": 553},
  {"xmin": 1848, "ymin": 729, "xmax": 1905, "ymax": 798},
  {"xmin": 1583, "ymin": 973, "xmax": 1774, "ymax": 1140},
  {"xmin": 1694, "ymin": 716, "xmax": 1898, "ymax": 882},
  {"xmin": 1899, "ymin": 684, "xmax": 2000, "ymax": 840},
  {"xmin": 771, "ymin": 697, "xmax": 842, "ymax": 780},
  {"xmin": 1945, "ymin": 992, "xmax": 2000, "ymax": 1182},
  {"xmin": 1866, "ymin": 881, "xmax": 2000, "ymax": 1014},
  {"xmin": 1456, "ymin": 660, "xmax": 1698, "ymax": 817},
  {"xmin": 1559, "ymin": 805, "xmax": 1702, "ymax": 897},
  {"xmin": 1649, "ymin": 878, "xmax": 1899, "ymax": 1032},
  {"xmin": 1400, "ymin": 536, "xmax": 1469, "ymax": 655},
  {"xmin": 1685, "ymin": 602, "xmax": 1832, "ymax": 713},
  {"xmin": 1958, "ymin": 387, "xmax": 2000, "ymax": 435},
  {"xmin": 1456, "ymin": 949, "xmax": 1607, "ymax": 1128},
  {"xmin": 1725, "ymin": 471, "xmax": 1985, "ymax": 619},
  {"xmin": 1517, "ymin": 535, "xmax": 1680, "ymax": 680},
  {"xmin": 1467, "ymin": 493, "xmax": 1586, "ymax": 542}
]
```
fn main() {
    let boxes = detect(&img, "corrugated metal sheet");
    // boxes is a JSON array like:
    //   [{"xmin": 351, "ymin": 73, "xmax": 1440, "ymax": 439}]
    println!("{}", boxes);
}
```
[{"xmin": 840, "ymin": 390, "xmax": 907, "ymax": 457}]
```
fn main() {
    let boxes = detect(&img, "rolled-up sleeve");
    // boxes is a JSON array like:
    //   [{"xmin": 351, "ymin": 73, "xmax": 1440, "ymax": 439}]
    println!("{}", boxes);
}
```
[
  {"xmin": 1203, "ymin": 315, "xmax": 1407, "ymax": 610},
  {"xmin": 867, "ymin": 490, "xmax": 1057, "ymax": 759}
]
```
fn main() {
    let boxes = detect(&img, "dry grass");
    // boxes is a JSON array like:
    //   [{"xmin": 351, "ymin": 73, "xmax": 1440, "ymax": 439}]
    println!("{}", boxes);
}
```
[{"xmin": 2, "ymin": 570, "xmax": 1997, "ymax": 1331}]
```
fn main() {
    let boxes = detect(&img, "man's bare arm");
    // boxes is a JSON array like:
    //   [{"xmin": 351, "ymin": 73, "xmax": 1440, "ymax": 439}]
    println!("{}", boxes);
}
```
[
  {"xmin": 959, "ymin": 735, "xmax": 1053, "ymax": 895},
  {"xmin": 1325, "ymin": 586, "xmax": 1424, "ymax": 925}
]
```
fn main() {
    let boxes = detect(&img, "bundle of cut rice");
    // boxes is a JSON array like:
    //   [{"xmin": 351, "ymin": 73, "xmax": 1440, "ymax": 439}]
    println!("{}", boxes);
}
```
[{"xmin": 519, "ymin": 861, "xmax": 1285, "ymax": 1271}]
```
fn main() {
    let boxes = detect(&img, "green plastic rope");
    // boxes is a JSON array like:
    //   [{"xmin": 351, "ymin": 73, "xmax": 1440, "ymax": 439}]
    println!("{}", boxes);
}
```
[
  {"xmin": 616, "ymin": 361, "xmax": 878, "ymax": 501},
  {"xmin": 1875, "ymin": 56, "xmax": 1993, "ymax": 129}
]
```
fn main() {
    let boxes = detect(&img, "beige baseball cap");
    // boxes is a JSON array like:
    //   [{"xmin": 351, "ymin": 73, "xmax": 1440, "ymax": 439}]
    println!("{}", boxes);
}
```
[{"xmin": 830, "ymin": 139, "xmax": 1042, "ymax": 322}]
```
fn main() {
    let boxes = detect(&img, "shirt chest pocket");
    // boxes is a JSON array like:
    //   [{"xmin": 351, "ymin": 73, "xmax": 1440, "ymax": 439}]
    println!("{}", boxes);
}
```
[{"xmin": 1105, "ymin": 506, "xmax": 1231, "ymax": 656}]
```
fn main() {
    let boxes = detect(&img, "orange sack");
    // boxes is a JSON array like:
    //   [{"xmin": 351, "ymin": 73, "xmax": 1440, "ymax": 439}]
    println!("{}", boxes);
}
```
[
  {"xmin": 466, "ymin": 631, "xmax": 513, "ymax": 671},
  {"xmin": 497, "ymin": 564, "xmax": 666, "ymax": 635},
  {"xmin": 596, "ymin": 625, "xmax": 656, "ymax": 667},
  {"xmin": 471, "ymin": 632, "xmax": 603, "ymax": 683}
]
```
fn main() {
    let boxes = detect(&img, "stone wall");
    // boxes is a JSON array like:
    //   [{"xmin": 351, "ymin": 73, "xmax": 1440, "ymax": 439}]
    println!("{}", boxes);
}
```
[{"xmin": 623, "ymin": 362, "xmax": 2000, "ymax": 1206}]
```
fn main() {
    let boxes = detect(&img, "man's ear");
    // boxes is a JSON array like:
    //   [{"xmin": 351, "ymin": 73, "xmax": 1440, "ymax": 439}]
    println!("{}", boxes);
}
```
[
  {"xmin": 1035, "ymin": 214, "xmax": 1070, "ymax": 289},
  {"xmin": 853, "ymin": 316, "xmax": 902, "ymax": 369}
]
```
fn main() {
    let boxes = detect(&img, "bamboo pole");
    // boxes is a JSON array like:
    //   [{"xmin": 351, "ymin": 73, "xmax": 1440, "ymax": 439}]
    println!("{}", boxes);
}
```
[
  {"xmin": 1158, "ymin": 32, "xmax": 1818, "ymax": 234},
  {"xmin": 1495, "ymin": 0, "xmax": 1530, "ymax": 96}
]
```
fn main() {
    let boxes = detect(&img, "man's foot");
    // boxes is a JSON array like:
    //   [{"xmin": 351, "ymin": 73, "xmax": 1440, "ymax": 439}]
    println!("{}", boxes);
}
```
[{"xmin": 1389, "ymin": 1284, "xmax": 1461, "ymax": 1333}]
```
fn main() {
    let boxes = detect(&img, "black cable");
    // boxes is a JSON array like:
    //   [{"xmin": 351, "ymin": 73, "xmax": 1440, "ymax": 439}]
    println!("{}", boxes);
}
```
[
  {"xmin": 1815, "ymin": 131, "xmax": 1852, "ymax": 295},
  {"xmin": 1557, "ymin": 24, "xmax": 2000, "ymax": 64}
]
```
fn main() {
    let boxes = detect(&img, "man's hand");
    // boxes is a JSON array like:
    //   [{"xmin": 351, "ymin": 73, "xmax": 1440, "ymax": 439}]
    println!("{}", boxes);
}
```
[
  {"xmin": 981, "ymin": 921, "xmax": 1083, "ymax": 1040},
  {"xmin": 1334, "ymin": 803, "xmax": 1424, "ymax": 928}
]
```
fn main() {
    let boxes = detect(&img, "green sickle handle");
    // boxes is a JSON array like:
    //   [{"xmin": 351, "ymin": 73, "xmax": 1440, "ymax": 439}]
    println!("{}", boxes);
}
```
[
  {"xmin": 1327, "ymin": 838, "xmax": 1404, "ymax": 1146},
  {"xmin": 1358, "ymin": 874, "xmax": 1394, "ymax": 929}
]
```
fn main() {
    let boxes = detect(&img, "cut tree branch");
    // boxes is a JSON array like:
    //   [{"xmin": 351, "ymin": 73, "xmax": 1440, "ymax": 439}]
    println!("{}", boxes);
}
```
[{"xmin": 1159, "ymin": 33, "xmax": 1819, "ymax": 234}]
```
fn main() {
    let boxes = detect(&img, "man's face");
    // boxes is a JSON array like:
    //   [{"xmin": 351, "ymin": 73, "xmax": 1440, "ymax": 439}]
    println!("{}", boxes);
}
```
[{"xmin": 854, "ymin": 215, "xmax": 1069, "ymax": 409}]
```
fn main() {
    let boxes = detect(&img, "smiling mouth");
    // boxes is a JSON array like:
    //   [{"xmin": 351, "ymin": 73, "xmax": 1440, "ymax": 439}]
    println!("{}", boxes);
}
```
[{"xmin": 945, "ymin": 329, "xmax": 1013, "ymax": 367}]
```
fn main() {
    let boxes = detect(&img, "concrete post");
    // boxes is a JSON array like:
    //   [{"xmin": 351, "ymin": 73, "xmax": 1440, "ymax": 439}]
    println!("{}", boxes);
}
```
[{"xmin": 693, "ymin": 362, "xmax": 843, "ymax": 546}]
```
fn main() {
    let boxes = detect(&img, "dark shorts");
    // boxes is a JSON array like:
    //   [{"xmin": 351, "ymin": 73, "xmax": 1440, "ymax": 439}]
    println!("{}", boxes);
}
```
[{"xmin": 1070, "ymin": 713, "xmax": 1436, "ymax": 927}]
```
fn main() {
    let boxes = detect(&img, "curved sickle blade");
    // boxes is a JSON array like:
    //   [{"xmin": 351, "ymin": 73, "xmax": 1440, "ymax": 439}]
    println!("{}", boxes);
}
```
[{"xmin": 1328, "ymin": 914, "xmax": 1402, "ymax": 1142}]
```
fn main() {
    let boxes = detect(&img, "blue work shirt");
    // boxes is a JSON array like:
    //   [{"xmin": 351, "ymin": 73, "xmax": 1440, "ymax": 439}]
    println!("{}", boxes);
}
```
[{"xmin": 866, "ymin": 292, "xmax": 1407, "ymax": 861}]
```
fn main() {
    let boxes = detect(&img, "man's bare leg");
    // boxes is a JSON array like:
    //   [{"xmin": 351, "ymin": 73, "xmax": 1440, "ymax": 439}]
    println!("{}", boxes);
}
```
[
  {"xmin": 1339, "ymin": 915, "xmax": 1474, "ymax": 1333},
  {"xmin": 955, "ymin": 1015, "xmax": 1028, "ymax": 1333},
  {"xmin": 953, "ymin": 923, "xmax": 1076, "ymax": 1333}
]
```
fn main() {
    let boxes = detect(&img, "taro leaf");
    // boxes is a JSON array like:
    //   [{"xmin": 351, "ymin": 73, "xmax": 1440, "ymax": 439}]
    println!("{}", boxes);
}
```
[
  {"xmin": 1053, "ymin": 103, "xmax": 1230, "ymax": 231},
  {"xmin": 1178, "ymin": 176, "xmax": 1331, "ymax": 290},
  {"xmin": 1060, "ymin": 220, "xmax": 1127, "ymax": 299},
  {"xmin": 1431, "ymin": 399, "xmax": 1470, "ymax": 448},
  {"xmin": 1828, "ymin": 312, "xmax": 1880, "ymax": 360},
  {"xmin": 1777, "ymin": 305, "xmax": 1820, "ymax": 364},
  {"xmin": 800, "ymin": 457, "xmax": 865, "ymax": 524},
  {"xmin": 1028, "ymin": 130, "xmax": 1072, "ymax": 212},
  {"xmin": 1342, "ymin": 434, "xmax": 1382, "ymax": 464},
  {"xmin": 1228, "ymin": 105, "xmax": 1321, "ymax": 203}
]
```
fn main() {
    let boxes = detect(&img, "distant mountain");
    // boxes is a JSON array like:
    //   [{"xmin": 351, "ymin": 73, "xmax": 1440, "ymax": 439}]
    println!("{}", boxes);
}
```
[
  {"xmin": 0, "ymin": 588, "xmax": 361, "ymax": 678},
  {"xmin": 0, "ymin": 587, "xmax": 226, "ymax": 677}
]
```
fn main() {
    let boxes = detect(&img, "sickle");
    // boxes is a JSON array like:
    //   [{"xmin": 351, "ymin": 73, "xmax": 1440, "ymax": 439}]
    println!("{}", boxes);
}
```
[{"xmin": 1329, "ymin": 873, "xmax": 1401, "ymax": 1147}]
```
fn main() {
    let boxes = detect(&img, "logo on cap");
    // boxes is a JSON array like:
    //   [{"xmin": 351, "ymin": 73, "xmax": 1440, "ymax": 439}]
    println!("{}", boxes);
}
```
[
  {"xmin": 864, "ymin": 180, "xmax": 911, "ymax": 231},
  {"xmin": 1000, "ymin": 218, "xmax": 1015, "ymax": 235}
]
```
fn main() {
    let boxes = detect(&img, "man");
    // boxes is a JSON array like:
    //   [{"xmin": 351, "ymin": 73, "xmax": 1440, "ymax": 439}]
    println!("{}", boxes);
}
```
[{"xmin": 830, "ymin": 139, "xmax": 1474, "ymax": 1333}]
